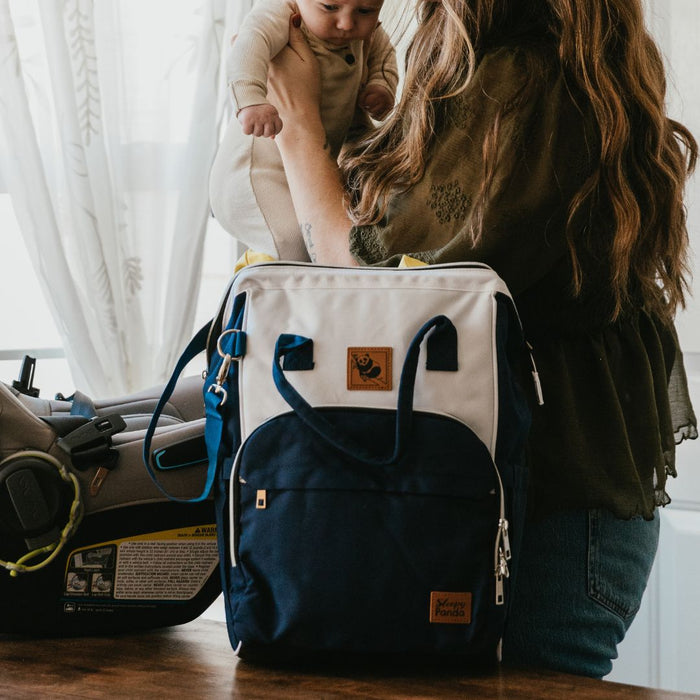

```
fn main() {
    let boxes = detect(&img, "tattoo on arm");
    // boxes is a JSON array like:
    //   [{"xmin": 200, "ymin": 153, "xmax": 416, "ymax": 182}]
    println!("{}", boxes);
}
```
[{"xmin": 301, "ymin": 222, "xmax": 317, "ymax": 262}]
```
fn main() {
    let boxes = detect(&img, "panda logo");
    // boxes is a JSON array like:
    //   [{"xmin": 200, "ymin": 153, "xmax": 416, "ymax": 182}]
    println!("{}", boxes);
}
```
[
  {"xmin": 352, "ymin": 352, "xmax": 383, "ymax": 382},
  {"xmin": 347, "ymin": 347, "xmax": 392, "ymax": 391}
]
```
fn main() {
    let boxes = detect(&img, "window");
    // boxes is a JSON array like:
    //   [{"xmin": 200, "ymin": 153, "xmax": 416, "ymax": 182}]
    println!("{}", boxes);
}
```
[{"xmin": 0, "ymin": 194, "xmax": 239, "ymax": 398}]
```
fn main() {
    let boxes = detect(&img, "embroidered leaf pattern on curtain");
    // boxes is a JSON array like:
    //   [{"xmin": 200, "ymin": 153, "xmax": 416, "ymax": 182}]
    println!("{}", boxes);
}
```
[{"xmin": 0, "ymin": 0, "xmax": 247, "ymax": 396}]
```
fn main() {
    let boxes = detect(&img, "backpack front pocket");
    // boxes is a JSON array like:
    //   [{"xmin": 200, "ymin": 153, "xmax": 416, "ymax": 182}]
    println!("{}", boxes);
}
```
[{"xmin": 227, "ymin": 409, "xmax": 507, "ymax": 658}]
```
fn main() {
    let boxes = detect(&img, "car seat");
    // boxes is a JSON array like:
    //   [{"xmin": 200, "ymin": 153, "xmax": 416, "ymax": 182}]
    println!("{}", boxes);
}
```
[{"xmin": 0, "ymin": 358, "xmax": 219, "ymax": 636}]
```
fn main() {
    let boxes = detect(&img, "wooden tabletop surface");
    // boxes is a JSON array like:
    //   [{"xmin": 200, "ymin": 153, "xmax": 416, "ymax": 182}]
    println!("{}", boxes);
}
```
[{"xmin": 1, "ymin": 618, "xmax": 698, "ymax": 699}]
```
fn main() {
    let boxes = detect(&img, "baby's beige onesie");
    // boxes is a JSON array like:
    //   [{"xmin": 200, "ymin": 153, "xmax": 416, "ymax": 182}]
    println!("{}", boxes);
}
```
[{"xmin": 209, "ymin": 0, "xmax": 398, "ymax": 260}]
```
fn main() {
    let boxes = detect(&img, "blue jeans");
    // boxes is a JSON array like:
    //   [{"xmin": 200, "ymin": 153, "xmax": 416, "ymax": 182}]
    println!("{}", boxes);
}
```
[{"xmin": 502, "ymin": 508, "xmax": 660, "ymax": 678}]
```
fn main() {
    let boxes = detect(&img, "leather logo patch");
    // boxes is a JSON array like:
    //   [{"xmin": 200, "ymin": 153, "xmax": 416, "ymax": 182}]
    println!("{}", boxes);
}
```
[
  {"xmin": 429, "ymin": 592, "xmax": 472, "ymax": 624},
  {"xmin": 347, "ymin": 347, "xmax": 392, "ymax": 391}
]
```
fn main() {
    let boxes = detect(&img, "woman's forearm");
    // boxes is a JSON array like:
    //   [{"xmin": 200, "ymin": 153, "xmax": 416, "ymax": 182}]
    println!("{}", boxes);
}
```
[
  {"xmin": 265, "ymin": 14, "xmax": 357, "ymax": 266},
  {"xmin": 276, "ymin": 118, "xmax": 357, "ymax": 266}
]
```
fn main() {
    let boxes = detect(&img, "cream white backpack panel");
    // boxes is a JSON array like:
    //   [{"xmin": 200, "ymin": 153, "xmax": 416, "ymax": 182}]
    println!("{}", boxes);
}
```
[{"xmin": 229, "ymin": 263, "xmax": 511, "ymax": 456}]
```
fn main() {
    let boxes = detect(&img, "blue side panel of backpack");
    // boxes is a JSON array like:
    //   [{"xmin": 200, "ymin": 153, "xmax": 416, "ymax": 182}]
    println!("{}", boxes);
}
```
[{"xmin": 494, "ymin": 293, "xmax": 531, "ymax": 600}]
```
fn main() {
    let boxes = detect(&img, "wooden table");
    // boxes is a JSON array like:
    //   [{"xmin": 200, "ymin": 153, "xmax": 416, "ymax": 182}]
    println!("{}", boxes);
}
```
[{"xmin": 1, "ymin": 619, "xmax": 697, "ymax": 699}]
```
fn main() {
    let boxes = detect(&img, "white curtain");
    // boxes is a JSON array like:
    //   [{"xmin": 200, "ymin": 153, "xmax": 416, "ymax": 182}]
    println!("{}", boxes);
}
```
[
  {"xmin": 643, "ymin": 0, "xmax": 700, "ymax": 352},
  {"xmin": 0, "ymin": 0, "xmax": 251, "ymax": 397}
]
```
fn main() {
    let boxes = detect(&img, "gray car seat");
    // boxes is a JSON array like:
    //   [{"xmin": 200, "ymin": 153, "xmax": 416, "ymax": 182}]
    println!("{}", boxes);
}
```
[{"xmin": 0, "ymin": 360, "xmax": 218, "ymax": 636}]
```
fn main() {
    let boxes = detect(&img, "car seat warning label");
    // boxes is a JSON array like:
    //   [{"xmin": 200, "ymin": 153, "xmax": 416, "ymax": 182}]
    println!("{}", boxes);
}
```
[{"xmin": 64, "ymin": 525, "xmax": 218, "ymax": 602}]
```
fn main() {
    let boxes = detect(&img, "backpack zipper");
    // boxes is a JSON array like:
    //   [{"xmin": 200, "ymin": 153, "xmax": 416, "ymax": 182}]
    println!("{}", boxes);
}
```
[
  {"xmin": 491, "ymin": 457, "xmax": 511, "ymax": 607},
  {"xmin": 229, "ymin": 443, "xmax": 245, "ymax": 568}
]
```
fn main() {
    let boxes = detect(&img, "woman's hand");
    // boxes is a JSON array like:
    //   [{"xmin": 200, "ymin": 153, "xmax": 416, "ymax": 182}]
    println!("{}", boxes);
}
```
[{"xmin": 267, "ymin": 13, "xmax": 322, "ymax": 136}]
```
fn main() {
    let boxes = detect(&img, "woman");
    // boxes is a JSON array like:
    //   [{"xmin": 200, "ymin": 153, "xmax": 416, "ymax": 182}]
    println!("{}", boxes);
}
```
[{"xmin": 266, "ymin": 0, "xmax": 698, "ymax": 677}]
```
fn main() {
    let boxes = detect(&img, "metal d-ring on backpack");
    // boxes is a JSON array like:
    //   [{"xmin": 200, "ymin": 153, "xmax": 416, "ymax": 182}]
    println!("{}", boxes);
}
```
[{"xmin": 144, "ymin": 261, "xmax": 542, "ymax": 663}]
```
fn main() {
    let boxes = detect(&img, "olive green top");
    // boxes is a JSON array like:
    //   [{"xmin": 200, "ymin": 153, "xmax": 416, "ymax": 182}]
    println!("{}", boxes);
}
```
[{"xmin": 350, "ymin": 45, "xmax": 697, "ymax": 520}]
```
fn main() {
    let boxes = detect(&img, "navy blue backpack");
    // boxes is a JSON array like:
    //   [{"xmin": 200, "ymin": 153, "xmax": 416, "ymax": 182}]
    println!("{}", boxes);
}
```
[{"xmin": 145, "ymin": 261, "xmax": 539, "ymax": 663}]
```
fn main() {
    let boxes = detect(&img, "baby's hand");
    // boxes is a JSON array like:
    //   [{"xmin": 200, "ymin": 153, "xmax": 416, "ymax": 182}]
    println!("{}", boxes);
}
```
[
  {"xmin": 237, "ymin": 103, "xmax": 283, "ymax": 138},
  {"xmin": 359, "ymin": 84, "xmax": 394, "ymax": 121}
]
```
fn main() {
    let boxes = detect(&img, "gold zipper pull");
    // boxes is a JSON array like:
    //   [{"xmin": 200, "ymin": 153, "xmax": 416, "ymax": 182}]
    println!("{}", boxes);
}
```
[
  {"xmin": 89, "ymin": 466, "xmax": 111, "ymax": 497},
  {"xmin": 255, "ymin": 490, "xmax": 267, "ymax": 510}
]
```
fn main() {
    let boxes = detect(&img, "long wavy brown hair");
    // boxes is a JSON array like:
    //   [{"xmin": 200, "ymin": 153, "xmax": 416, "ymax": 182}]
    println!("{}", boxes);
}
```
[{"xmin": 341, "ymin": 0, "xmax": 697, "ymax": 320}]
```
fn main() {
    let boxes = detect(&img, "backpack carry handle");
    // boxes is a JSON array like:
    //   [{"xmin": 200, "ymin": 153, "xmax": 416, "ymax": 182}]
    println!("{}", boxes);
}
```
[
  {"xmin": 142, "ymin": 322, "xmax": 213, "ymax": 503},
  {"xmin": 272, "ymin": 315, "xmax": 457, "ymax": 467},
  {"xmin": 143, "ymin": 293, "xmax": 247, "ymax": 504}
]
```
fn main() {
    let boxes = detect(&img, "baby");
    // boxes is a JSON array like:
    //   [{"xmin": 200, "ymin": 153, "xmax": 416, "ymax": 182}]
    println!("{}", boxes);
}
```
[{"xmin": 209, "ymin": 0, "xmax": 398, "ymax": 261}]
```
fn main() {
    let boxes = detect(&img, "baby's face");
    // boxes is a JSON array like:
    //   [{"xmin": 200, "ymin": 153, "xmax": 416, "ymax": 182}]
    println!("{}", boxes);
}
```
[{"xmin": 297, "ymin": 0, "xmax": 384, "ymax": 45}]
